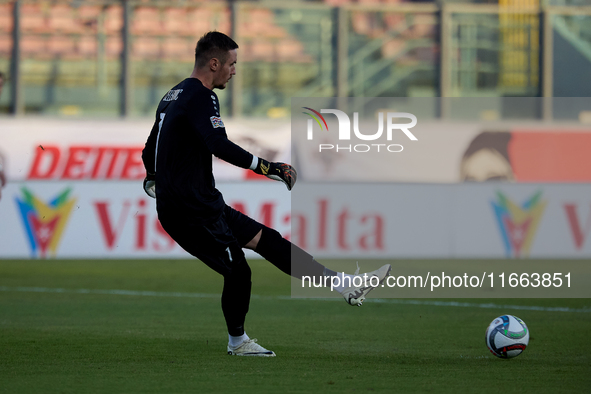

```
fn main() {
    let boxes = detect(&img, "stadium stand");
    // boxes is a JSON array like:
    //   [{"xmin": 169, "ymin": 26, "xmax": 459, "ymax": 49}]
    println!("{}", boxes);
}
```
[{"xmin": 4, "ymin": 0, "xmax": 590, "ymax": 115}]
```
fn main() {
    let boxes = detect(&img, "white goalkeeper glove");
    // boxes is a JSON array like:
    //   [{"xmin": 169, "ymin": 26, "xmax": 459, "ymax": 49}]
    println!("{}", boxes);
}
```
[
  {"xmin": 143, "ymin": 173, "xmax": 156, "ymax": 198},
  {"xmin": 253, "ymin": 158, "xmax": 297, "ymax": 191}
]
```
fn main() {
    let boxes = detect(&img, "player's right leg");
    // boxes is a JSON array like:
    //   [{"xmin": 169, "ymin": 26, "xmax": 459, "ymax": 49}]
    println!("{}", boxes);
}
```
[
  {"xmin": 335, "ymin": 264, "xmax": 392, "ymax": 306},
  {"xmin": 224, "ymin": 205, "xmax": 391, "ymax": 306}
]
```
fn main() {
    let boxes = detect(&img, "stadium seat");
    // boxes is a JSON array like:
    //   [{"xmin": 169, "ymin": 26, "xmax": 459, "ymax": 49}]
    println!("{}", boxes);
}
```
[
  {"xmin": 0, "ymin": 4, "xmax": 12, "ymax": 33},
  {"xmin": 381, "ymin": 38, "xmax": 406, "ymax": 58},
  {"xmin": 0, "ymin": 36, "xmax": 11, "ymax": 55},
  {"xmin": 163, "ymin": 8, "xmax": 187, "ymax": 35},
  {"xmin": 104, "ymin": 6, "xmax": 123, "ymax": 34},
  {"xmin": 78, "ymin": 5, "xmax": 101, "ymax": 21},
  {"xmin": 77, "ymin": 35, "xmax": 98, "ymax": 57},
  {"xmin": 76, "ymin": 5, "xmax": 101, "ymax": 33},
  {"xmin": 48, "ymin": 35, "xmax": 75, "ymax": 56},
  {"xmin": 186, "ymin": 8, "xmax": 214, "ymax": 35},
  {"xmin": 106, "ymin": 36, "xmax": 123, "ymax": 58},
  {"xmin": 133, "ymin": 37, "xmax": 161, "ymax": 59},
  {"xmin": 250, "ymin": 41, "xmax": 275, "ymax": 62},
  {"xmin": 241, "ymin": 8, "xmax": 285, "ymax": 39},
  {"xmin": 236, "ymin": 6, "xmax": 314, "ymax": 63},
  {"xmin": 21, "ymin": 4, "xmax": 46, "ymax": 34},
  {"xmin": 382, "ymin": 12, "xmax": 405, "ymax": 31},
  {"xmin": 214, "ymin": 7, "xmax": 232, "ymax": 34},
  {"xmin": 351, "ymin": 11, "xmax": 383, "ymax": 38},
  {"xmin": 357, "ymin": 0, "xmax": 383, "ymax": 4},
  {"xmin": 162, "ymin": 37, "xmax": 193, "ymax": 61},
  {"xmin": 48, "ymin": 4, "xmax": 81, "ymax": 34},
  {"xmin": 133, "ymin": 6, "xmax": 161, "ymax": 36},
  {"xmin": 323, "ymin": 0, "xmax": 352, "ymax": 6},
  {"xmin": 21, "ymin": 35, "xmax": 45, "ymax": 56},
  {"xmin": 277, "ymin": 39, "xmax": 310, "ymax": 63}
]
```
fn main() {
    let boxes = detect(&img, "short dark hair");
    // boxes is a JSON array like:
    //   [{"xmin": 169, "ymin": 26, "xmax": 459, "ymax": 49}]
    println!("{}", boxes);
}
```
[
  {"xmin": 194, "ymin": 31, "xmax": 238, "ymax": 68},
  {"xmin": 462, "ymin": 131, "xmax": 512, "ymax": 163}
]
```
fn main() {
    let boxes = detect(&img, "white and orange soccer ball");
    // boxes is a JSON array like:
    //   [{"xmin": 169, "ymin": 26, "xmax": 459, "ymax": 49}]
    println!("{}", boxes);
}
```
[{"xmin": 485, "ymin": 315, "xmax": 530, "ymax": 359}]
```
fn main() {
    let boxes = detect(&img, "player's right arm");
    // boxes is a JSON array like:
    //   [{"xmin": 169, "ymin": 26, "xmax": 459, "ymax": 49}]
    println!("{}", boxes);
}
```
[
  {"xmin": 188, "ymin": 93, "xmax": 297, "ymax": 191},
  {"xmin": 251, "ymin": 158, "xmax": 297, "ymax": 191}
]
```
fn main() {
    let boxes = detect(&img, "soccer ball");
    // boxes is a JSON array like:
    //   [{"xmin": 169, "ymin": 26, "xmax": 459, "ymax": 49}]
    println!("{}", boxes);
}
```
[{"xmin": 485, "ymin": 315, "xmax": 529, "ymax": 358}]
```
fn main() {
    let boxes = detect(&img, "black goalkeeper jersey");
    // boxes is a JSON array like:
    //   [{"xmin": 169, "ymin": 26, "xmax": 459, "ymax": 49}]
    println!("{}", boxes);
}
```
[{"xmin": 142, "ymin": 78, "xmax": 254, "ymax": 223}]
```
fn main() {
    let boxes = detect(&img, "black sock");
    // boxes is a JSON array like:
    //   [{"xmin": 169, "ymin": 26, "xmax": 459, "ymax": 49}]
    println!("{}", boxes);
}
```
[
  {"xmin": 256, "ymin": 226, "xmax": 329, "ymax": 280},
  {"xmin": 221, "ymin": 249, "xmax": 251, "ymax": 337}
]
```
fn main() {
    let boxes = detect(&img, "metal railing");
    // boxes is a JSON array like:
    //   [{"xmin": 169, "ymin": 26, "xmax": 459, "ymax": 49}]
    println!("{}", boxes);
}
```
[{"xmin": 1, "ymin": 1, "xmax": 591, "ymax": 119}]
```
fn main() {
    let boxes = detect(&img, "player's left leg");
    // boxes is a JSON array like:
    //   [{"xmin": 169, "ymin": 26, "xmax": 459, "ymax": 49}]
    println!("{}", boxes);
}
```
[{"xmin": 159, "ymin": 213, "xmax": 275, "ymax": 356}]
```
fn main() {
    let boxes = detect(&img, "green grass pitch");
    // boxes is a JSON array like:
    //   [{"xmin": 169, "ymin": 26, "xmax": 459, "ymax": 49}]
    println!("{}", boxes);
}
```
[{"xmin": 0, "ymin": 259, "xmax": 590, "ymax": 393}]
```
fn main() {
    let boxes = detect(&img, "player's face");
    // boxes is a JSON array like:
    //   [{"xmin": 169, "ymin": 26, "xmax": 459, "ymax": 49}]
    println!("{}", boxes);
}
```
[{"xmin": 213, "ymin": 49, "xmax": 237, "ymax": 90}]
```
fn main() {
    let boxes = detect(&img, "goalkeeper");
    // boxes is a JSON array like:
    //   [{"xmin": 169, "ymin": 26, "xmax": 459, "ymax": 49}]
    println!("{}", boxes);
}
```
[{"xmin": 142, "ymin": 32, "xmax": 390, "ymax": 357}]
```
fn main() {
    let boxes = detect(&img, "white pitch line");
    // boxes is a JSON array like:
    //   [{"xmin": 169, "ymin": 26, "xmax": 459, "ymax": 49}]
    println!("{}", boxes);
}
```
[
  {"xmin": 369, "ymin": 298, "xmax": 591, "ymax": 313},
  {"xmin": 0, "ymin": 286, "xmax": 220, "ymax": 299},
  {"xmin": 0, "ymin": 286, "xmax": 590, "ymax": 313}
]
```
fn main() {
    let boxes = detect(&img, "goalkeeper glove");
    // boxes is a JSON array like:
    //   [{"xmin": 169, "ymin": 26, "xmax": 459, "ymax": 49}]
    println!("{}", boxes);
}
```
[
  {"xmin": 143, "ymin": 173, "xmax": 156, "ymax": 198},
  {"xmin": 253, "ymin": 158, "xmax": 297, "ymax": 191}
]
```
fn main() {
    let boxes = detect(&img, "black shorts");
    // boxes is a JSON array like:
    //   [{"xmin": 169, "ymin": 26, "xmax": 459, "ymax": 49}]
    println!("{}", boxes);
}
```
[{"xmin": 159, "ymin": 204, "xmax": 263, "ymax": 277}]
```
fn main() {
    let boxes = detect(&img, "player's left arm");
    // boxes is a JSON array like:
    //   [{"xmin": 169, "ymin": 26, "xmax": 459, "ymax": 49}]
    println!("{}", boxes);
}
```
[{"xmin": 141, "ymin": 117, "xmax": 159, "ymax": 198}]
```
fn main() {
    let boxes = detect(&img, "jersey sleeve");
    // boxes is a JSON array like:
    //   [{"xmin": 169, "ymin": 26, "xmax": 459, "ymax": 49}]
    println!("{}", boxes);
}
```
[
  {"xmin": 142, "ymin": 115, "xmax": 160, "ymax": 175},
  {"xmin": 187, "ymin": 92, "xmax": 254, "ymax": 169}
]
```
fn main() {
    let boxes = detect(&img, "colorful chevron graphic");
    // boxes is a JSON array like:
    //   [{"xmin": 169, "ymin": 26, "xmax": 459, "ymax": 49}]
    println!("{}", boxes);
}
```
[
  {"xmin": 15, "ymin": 187, "xmax": 76, "ymax": 258},
  {"xmin": 492, "ymin": 190, "xmax": 546, "ymax": 257}
]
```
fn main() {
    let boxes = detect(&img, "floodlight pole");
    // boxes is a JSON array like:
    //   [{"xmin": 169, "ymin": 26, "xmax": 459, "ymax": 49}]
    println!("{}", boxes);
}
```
[
  {"xmin": 541, "ymin": 4, "xmax": 553, "ymax": 121},
  {"xmin": 10, "ymin": 0, "xmax": 23, "ymax": 116},
  {"xmin": 439, "ymin": 3, "xmax": 452, "ymax": 119},
  {"xmin": 336, "ymin": 6, "xmax": 348, "ymax": 99},
  {"xmin": 121, "ymin": 0, "xmax": 132, "ymax": 117},
  {"xmin": 229, "ymin": 0, "xmax": 242, "ymax": 117}
]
